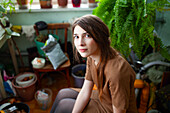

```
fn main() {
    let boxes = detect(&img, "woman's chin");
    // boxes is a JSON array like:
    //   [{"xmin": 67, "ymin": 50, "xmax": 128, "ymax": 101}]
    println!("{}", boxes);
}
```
[{"xmin": 79, "ymin": 53, "xmax": 89, "ymax": 58}]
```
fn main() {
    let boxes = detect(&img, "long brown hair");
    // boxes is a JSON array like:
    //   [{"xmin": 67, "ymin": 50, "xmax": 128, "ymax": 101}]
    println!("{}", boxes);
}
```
[{"xmin": 72, "ymin": 14, "xmax": 117, "ymax": 99}]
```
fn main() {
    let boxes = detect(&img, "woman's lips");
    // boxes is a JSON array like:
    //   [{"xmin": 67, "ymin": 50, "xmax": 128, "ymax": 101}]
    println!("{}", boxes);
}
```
[{"xmin": 79, "ymin": 49, "xmax": 87, "ymax": 53}]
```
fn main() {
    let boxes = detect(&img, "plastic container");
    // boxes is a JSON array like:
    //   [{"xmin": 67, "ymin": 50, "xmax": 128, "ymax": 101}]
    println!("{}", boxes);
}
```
[
  {"xmin": 31, "ymin": 57, "xmax": 45, "ymax": 69},
  {"xmin": 34, "ymin": 34, "xmax": 59, "ymax": 57},
  {"xmin": 16, "ymin": 73, "xmax": 35, "ymax": 87},
  {"xmin": 35, "ymin": 88, "xmax": 52, "ymax": 110},
  {"xmin": 72, "ymin": 64, "xmax": 86, "ymax": 88},
  {"xmin": 12, "ymin": 72, "xmax": 37, "ymax": 101}
]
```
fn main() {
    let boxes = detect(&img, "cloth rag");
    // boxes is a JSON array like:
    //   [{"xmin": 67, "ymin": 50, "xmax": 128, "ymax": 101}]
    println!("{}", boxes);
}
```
[{"xmin": 22, "ymin": 25, "xmax": 35, "ymax": 41}]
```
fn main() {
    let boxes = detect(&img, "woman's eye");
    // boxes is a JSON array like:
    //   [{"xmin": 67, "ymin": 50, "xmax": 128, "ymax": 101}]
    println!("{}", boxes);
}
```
[
  {"xmin": 74, "ymin": 36, "xmax": 79, "ymax": 39},
  {"xmin": 85, "ymin": 34, "xmax": 90, "ymax": 38}
]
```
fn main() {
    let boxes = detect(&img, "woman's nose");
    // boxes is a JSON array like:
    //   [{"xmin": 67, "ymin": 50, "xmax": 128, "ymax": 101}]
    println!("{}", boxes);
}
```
[{"xmin": 79, "ymin": 37, "xmax": 85, "ymax": 46}]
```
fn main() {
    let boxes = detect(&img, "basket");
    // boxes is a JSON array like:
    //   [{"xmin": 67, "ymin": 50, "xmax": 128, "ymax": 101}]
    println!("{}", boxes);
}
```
[
  {"xmin": 12, "ymin": 72, "xmax": 37, "ymax": 101},
  {"xmin": 16, "ymin": 73, "xmax": 35, "ymax": 87}
]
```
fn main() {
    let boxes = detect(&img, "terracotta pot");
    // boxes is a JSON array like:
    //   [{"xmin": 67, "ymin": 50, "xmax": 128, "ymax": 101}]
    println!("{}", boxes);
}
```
[
  {"xmin": 58, "ymin": 0, "xmax": 68, "ymax": 7},
  {"xmin": 17, "ymin": 0, "xmax": 28, "ymax": 5},
  {"xmin": 88, "ymin": 0, "xmax": 98, "ymax": 8},
  {"xmin": 88, "ymin": 0, "xmax": 96, "ymax": 3},
  {"xmin": 17, "ymin": 0, "xmax": 28, "ymax": 9},
  {"xmin": 40, "ymin": 0, "xmax": 52, "ymax": 9}
]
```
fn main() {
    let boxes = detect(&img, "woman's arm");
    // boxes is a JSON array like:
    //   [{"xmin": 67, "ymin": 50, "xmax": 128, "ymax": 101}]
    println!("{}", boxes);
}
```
[
  {"xmin": 72, "ymin": 79, "xmax": 94, "ymax": 113},
  {"xmin": 113, "ymin": 105, "xmax": 126, "ymax": 113}
]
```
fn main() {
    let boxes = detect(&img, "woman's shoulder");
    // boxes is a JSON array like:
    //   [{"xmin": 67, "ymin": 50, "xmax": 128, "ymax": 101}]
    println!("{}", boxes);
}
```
[
  {"xmin": 106, "ymin": 54, "xmax": 128, "ymax": 69},
  {"xmin": 105, "ymin": 55, "xmax": 135, "ymax": 79}
]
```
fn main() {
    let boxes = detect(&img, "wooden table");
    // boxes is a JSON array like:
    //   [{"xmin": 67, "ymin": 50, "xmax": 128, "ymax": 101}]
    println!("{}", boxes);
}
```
[{"xmin": 0, "ymin": 34, "xmax": 19, "ymax": 99}]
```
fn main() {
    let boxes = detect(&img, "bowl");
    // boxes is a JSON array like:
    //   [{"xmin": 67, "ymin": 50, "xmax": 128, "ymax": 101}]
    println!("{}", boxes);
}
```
[
  {"xmin": 31, "ymin": 57, "xmax": 45, "ymax": 69},
  {"xmin": 16, "ymin": 72, "xmax": 35, "ymax": 87}
]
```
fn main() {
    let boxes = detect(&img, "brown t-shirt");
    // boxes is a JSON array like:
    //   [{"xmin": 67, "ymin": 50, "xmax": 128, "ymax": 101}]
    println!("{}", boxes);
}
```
[{"xmin": 84, "ymin": 55, "xmax": 138, "ymax": 113}]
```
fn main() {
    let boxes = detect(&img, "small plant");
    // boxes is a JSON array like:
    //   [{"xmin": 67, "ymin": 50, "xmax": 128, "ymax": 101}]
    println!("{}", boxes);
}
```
[
  {"xmin": 0, "ymin": 0, "xmax": 15, "ymax": 14},
  {"xmin": 0, "ymin": 4, "xmax": 14, "ymax": 38},
  {"xmin": 0, "ymin": 0, "xmax": 22, "ymax": 38}
]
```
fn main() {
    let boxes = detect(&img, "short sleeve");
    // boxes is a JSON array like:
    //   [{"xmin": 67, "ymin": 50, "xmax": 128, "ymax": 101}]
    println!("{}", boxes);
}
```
[
  {"xmin": 85, "ymin": 57, "xmax": 93, "ymax": 81},
  {"xmin": 109, "ymin": 66, "xmax": 131, "ymax": 110}
]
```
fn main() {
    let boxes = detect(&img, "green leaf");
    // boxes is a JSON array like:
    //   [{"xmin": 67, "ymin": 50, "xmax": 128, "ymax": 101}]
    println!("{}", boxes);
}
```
[
  {"xmin": 93, "ymin": 0, "xmax": 170, "ymax": 61},
  {"xmin": 5, "ymin": 28, "xmax": 12, "ymax": 35},
  {"xmin": 0, "ymin": 5, "xmax": 5, "ymax": 13},
  {"xmin": 0, "ymin": 17, "xmax": 6, "ymax": 26}
]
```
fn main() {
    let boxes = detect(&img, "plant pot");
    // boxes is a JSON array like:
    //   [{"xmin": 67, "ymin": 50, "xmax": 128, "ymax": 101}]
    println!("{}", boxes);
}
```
[
  {"xmin": 88, "ymin": 0, "xmax": 98, "ymax": 8},
  {"xmin": 72, "ymin": 64, "xmax": 86, "ymax": 88},
  {"xmin": 34, "ymin": 34, "xmax": 59, "ymax": 57},
  {"xmin": 17, "ymin": 0, "xmax": 28, "ymax": 9},
  {"xmin": 58, "ymin": 0, "xmax": 68, "ymax": 7},
  {"xmin": 39, "ymin": 0, "xmax": 52, "ymax": 9},
  {"xmin": 34, "ymin": 37, "xmax": 46, "ymax": 57},
  {"xmin": 12, "ymin": 72, "xmax": 38, "ymax": 101},
  {"xmin": 72, "ymin": 0, "xmax": 81, "ymax": 8}
]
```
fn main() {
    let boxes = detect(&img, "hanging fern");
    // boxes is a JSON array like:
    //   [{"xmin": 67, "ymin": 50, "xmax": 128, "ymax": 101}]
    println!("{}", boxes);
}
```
[{"xmin": 93, "ymin": 0, "xmax": 170, "ymax": 61}]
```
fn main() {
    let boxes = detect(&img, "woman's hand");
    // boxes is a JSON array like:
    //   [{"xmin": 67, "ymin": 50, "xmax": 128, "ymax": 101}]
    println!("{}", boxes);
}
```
[{"xmin": 72, "ymin": 80, "xmax": 94, "ymax": 113}]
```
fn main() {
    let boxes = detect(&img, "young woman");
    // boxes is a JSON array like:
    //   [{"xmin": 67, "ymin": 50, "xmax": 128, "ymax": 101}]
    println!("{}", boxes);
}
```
[{"xmin": 50, "ymin": 14, "xmax": 138, "ymax": 113}]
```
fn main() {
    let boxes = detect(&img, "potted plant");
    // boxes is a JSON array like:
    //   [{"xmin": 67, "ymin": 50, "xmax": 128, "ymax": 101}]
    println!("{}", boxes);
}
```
[
  {"xmin": 93, "ymin": 0, "xmax": 170, "ymax": 62},
  {"xmin": 0, "ymin": 1, "xmax": 18, "ymax": 39}
]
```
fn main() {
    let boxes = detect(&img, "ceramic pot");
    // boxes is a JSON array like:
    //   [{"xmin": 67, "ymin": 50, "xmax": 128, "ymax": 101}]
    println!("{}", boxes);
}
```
[
  {"xmin": 72, "ymin": 0, "xmax": 81, "ymax": 8},
  {"xmin": 58, "ymin": 0, "xmax": 68, "ymax": 7},
  {"xmin": 39, "ymin": 0, "xmax": 52, "ymax": 9}
]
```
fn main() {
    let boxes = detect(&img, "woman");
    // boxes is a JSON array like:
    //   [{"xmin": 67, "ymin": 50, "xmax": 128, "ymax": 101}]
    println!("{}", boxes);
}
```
[{"xmin": 50, "ymin": 14, "xmax": 137, "ymax": 113}]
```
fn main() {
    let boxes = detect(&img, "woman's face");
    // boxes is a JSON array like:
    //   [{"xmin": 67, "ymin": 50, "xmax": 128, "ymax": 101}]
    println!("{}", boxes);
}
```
[{"xmin": 73, "ymin": 25, "xmax": 100, "ymax": 58}]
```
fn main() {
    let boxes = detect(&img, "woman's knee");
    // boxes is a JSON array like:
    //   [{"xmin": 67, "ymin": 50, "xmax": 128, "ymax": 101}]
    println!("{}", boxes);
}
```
[
  {"xmin": 57, "ymin": 88, "xmax": 72, "ymax": 98},
  {"xmin": 55, "ymin": 98, "xmax": 76, "ymax": 113},
  {"xmin": 57, "ymin": 88, "xmax": 78, "ymax": 99}
]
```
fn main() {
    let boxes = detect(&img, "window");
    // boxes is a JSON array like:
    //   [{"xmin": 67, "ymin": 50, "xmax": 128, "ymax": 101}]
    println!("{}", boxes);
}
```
[
  {"xmin": 3, "ymin": 0, "xmax": 90, "ymax": 10},
  {"xmin": 8, "ymin": 0, "xmax": 88, "ymax": 4}
]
